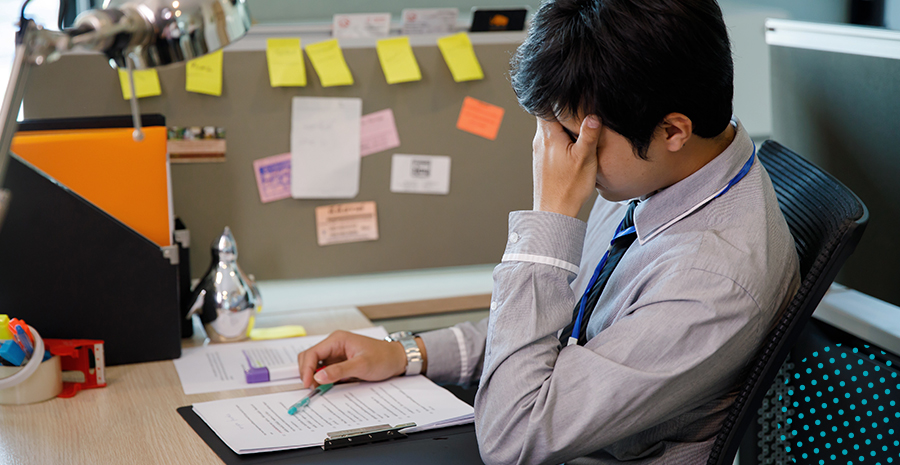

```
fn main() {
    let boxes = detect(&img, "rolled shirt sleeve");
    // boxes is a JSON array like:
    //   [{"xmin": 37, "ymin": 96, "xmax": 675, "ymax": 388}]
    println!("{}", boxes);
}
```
[{"xmin": 418, "ymin": 318, "xmax": 488, "ymax": 387}]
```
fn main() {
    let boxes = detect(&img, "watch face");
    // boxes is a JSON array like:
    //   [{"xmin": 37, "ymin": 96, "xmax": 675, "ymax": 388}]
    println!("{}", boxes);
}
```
[{"xmin": 389, "ymin": 331, "xmax": 413, "ymax": 340}]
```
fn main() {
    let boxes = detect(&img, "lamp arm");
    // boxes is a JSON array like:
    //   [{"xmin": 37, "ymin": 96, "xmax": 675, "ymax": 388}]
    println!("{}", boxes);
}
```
[
  {"xmin": 0, "ymin": 25, "xmax": 36, "ymax": 182},
  {"xmin": 0, "ymin": 16, "xmax": 142, "ymax": 180}
]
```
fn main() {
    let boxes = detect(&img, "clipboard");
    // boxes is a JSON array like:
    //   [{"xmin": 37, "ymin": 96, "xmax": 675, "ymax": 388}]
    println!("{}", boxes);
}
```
[{"xmin": 177, "ymin": 407, "xmax": 483, "ymax": 464}]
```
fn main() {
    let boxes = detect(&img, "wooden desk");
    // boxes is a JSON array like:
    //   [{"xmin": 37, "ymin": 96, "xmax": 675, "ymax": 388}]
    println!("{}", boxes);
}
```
[{"xmin": 0, "ymin": 307, "xmax": 372, "ymax": 465}]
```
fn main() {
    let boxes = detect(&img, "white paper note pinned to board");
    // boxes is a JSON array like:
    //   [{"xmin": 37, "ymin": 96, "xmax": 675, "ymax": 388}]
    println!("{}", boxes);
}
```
[{"xmin": 290, "ymin": 97, "xmax": 362, "ymax": 199}]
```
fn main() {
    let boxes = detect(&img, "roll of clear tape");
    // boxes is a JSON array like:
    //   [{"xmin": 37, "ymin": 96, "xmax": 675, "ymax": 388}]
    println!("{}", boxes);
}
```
[{"xmin": 0, "ymin": 326, "xmax": 63, "ymax": 404}]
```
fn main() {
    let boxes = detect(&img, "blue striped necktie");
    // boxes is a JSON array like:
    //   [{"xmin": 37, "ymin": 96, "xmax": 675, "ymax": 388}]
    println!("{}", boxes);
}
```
[{"xmin": 559, "ymin": 200, "xmax": 638, "ymax": 346}]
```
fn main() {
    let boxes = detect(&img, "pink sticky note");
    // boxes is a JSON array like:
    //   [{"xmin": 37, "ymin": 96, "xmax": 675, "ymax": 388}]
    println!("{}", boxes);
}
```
[
  {"xmin": 253, "ymin": 153, "xmax": 292, "ymax": 203},
  {"xmin": 360, "ymin": 109, "xmax": 401, "ymax": 157}
]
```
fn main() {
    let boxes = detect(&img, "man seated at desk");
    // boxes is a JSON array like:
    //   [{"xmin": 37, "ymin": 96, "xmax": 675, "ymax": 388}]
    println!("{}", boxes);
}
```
[{"xmin": 298, "ymin": 0, "xmax": 800, "ymax": 463}]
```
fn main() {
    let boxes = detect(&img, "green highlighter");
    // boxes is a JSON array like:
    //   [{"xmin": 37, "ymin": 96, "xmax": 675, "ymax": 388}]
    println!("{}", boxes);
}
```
[{"xmin": 287, "ymin": 383, "xmax": 334, "ymax": 415}]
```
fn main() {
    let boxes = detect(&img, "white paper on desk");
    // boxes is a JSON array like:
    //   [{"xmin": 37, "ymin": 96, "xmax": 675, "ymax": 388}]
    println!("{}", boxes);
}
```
[
  {"xmin": 291, "ymin": 97, "xmax": 362, "ymax": 199},
  {"xmin": 390, "ymin": 154, "xmax": 451, "ymax": 195},
  {"xmin": 192, "ymin": 375, "xmax": 475, "ymax": 454},
  {"xmin": 174, "ymin": 326, "xmax": 388, "ymax": 395}
]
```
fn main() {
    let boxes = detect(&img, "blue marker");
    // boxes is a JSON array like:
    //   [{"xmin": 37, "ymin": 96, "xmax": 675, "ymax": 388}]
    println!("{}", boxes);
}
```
[
  {"xmin": 12, "ymin": 326, "xmax": 33, "ymax": 360},
  {"xmin": 287, "ymin": 383, "xmax": 334, "ymax": 415}
]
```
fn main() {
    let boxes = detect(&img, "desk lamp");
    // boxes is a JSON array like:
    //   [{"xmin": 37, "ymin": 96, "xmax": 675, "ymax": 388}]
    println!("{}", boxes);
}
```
[{"xmin": 0, "ymin": 0, "xmax": 252, "ymax": 220}]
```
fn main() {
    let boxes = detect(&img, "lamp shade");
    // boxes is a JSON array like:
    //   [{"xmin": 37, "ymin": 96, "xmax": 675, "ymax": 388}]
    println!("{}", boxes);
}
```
[{"xmin": 76, "ymin": 0, "xmax": 252, "ymax": 68}]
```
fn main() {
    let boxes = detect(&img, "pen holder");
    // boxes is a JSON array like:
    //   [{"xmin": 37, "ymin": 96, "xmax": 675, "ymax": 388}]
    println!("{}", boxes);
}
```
[{"xmin": 0, "ymin": 326, "xmax": 63, "ymax": 404}]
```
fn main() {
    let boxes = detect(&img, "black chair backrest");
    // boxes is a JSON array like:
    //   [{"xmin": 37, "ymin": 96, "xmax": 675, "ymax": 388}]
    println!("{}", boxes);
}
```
[{"xmin": 706, "ymin": 140, "xmax": 869, "ymax": 465}]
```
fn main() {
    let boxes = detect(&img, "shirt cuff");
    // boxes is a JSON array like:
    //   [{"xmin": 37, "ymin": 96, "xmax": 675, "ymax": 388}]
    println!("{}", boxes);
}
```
[
  {"xmin": 501, "ymin": 211, "xmax": 586, "ymax": 275},
  {"xmin": 417, "ymin": 327, "xmax": 464, "ymax": 385}
]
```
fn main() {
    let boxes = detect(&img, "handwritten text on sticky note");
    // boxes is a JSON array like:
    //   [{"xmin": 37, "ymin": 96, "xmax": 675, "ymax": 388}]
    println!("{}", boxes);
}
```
[
  {"xmin": 376, "ymin": 37, "xmax": 422, "ymax": 85},
  {"xmin": 118, "ymin": 69, "xmax": 162, "ymax": 100},
  {"xmin": 437, "ymin": 33, "xmax": 484, "ymax": 82},
  {"xmin": 253, "ymin": 153, "xmax": 292, "ymax": 203},
  {"xmin": 266, "ymin": 38, "xmax": 306, "ymax": 87},
  {"xmin": 360, "ymin": 109, "xmax": 401, "ymax": 156},
  {"xmin": 315, "ymin": 201, "xmax": 379, "ymax": 246},
  {"xmin": 457, "ymin": 96, "xmax": 505, "ymax": 140},
  {"xmin": 306, "ymin": 39, "xmax": 355, "ymax": 87},
  {"xmin": 186, "ymin": 49, "xmax": 224, "ymax": 96}
]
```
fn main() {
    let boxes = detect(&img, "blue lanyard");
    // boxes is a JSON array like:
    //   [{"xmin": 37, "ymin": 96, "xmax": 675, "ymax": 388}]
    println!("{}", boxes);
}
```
[{"xmin": 567, "ymin": 145, "xmax": 756, "ymax": 347}]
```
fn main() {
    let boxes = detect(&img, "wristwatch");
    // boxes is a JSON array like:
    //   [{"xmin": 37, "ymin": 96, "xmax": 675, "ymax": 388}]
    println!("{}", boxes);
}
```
[{"xmin": 385, "ymin": 331, "xmax": 423, "ymax": 376}]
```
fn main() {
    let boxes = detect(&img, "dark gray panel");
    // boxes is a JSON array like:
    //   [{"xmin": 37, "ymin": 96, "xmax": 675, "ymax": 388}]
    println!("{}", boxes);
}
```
[
  {"xmin": 770, "ymin": 45, "xmax": 900, "ymax": 307},
  {"xmin": 21, "ymin": 42, "xmax": 544, "ymax": 280}
]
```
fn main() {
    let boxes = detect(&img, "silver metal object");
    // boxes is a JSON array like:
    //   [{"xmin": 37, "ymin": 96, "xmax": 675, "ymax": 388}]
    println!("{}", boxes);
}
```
[
  {"xmin": 74, "ymin": 0, "xmax": 252, "ymax": 69},
  {"xmin": 186, "ymin": 226, "xmax": 261, "ymax": 342},
  {"xmin": 0, "ymin": 0, "xmax": 251, "ymax": 184},
  {"xmin": 385, "ymin": 331, "xmax": 423, "ymax": 376}
]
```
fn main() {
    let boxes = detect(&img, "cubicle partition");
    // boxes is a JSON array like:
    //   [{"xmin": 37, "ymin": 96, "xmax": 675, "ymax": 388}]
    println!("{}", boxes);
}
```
[
  {"xmin": 21, "ymin": 32, "xmax": 541, "ymax": 281},
  {"xmin": 767, "ymin": 19, "xmax": 900, "ymax": 311}
]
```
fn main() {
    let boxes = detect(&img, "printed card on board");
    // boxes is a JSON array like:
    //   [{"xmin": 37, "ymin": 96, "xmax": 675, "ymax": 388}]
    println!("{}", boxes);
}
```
[
  {"xmin": 253, "ymin": 153, "xmax": 291, "ymax": 203},
  {"xmin": 332, "ymin": 13, "xmax": 391, "ymax": 38},
  {"xmin": 401, "ymin": 8, "xmax": 458, "ymax": 35},
  {"xmin": 390, "ymin": 154, "xmax": 451, "ymax": 195},
  {"xmin": 315, "ymin": 201, "xmax": 379, "ymax": 246}
]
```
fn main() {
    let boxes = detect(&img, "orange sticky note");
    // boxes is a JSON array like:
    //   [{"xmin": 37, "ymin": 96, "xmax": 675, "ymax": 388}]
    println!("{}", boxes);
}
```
[
  {"xmin": 266, "ymin": 38, "xmax": 307, "ymax": 87},
  {"xmin": 117, "ymin": 68, "xmax": 162, "ymax": 99},
  {"xmin": 437, "ymin": 33, "xmax": 484, "ymax": 82},
  {"xmin": 306, "ymin": 39, "xmax": 355, "ymax": 87},
  {"xmin": 185, "ymin": 49, "xmax": 224, "ymax": 96},
  {"xmin": 456, "ymin": 96, "xmax": 505, "ymax": 140}
]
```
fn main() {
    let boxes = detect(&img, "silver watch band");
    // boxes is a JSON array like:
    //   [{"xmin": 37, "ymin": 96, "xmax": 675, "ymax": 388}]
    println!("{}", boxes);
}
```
[{"xmin": 386, "ymin": 331, "xmax": 423, "ymax": 376}]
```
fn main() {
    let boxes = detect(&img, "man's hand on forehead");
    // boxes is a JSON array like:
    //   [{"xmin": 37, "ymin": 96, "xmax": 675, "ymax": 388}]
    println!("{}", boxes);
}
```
[{"xmin": 532, "ymin": 115, "xmax": 603, "ymax": 217}]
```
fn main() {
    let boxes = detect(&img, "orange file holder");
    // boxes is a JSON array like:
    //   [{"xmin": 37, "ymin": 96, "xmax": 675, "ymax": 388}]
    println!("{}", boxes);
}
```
[{"xmin": 10, "ymin": 126, "xmax": 172, "ymax": 247}]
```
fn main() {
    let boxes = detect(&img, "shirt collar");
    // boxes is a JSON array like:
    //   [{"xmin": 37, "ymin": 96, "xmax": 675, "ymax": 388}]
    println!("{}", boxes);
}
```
[{"xmin": 633, "ymin": 118, "xmax": 754, "ymax": 244}]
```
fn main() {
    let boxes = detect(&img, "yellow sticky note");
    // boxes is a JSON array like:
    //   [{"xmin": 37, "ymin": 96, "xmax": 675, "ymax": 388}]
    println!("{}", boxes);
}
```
[
  {"xmin": 117, "ymin": 68, "xmax": 162, "ymax": 100},
  {"xmin": 376, "ymin": 36, "xmax": 422, "ymax": 85},
  {"xmin": 437, "ymin": 33, "xmax": 484, "ymax": 82},
  {"xmin": 306, "ymin": 39, "xmax": 354, "ymax": 87},
  {"xmin": 249, "ymin": 325, "xmax": 307, "ymax": 340},
  {"xmin": 185, "ymin": 49, "xmax": 224, "ymax": 96},
  {"xmin": 266, "ymin": 38, "xmax": 307, "ymax": 87}
]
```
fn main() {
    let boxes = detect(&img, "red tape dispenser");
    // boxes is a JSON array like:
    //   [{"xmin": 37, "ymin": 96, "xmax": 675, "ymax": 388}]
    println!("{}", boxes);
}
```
[{"xmin": 43, "ymin": 339, "xmax": 106, "ymax": 398}]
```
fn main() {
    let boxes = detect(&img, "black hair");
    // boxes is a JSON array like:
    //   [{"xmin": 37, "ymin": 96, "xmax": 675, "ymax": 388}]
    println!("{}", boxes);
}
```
[{"xmin": 510, "ymin": 0, "xmax": 734, "ymax": 159}]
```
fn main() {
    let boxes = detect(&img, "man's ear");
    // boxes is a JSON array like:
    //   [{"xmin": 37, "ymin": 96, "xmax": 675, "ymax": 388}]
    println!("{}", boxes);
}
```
[{"xmin": 659, "ymin": 113, "xmax": 693, "ymax": 152}]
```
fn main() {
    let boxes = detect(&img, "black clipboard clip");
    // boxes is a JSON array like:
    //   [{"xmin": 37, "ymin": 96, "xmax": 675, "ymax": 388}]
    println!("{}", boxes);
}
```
[{"xmin": 323, "ymin": 423, "xmax": 416, "ymax": 451}]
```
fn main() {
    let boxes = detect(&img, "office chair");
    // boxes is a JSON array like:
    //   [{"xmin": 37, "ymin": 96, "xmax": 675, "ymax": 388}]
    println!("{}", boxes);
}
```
[{"xmin": 705, "ymin": 140, "xmax": 869, "ymax": 465}]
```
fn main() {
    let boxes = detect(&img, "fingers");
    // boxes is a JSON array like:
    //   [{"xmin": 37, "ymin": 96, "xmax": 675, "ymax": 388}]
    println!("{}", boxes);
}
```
[
  {"xmin": 531, "ymin": 113, "xmax": 602, "ymax": 217},
  {"xmin": 575, "ymin": 115, "xmax": 602, "ymax": 153},
  {"xmin": 535, "ymin": 117, "xmax": 572, "ymax": 146},
  {"xmin": 297, "ymin": 331, "xmax": 349, "ymax": 388},
  {"xmin": 313, "ymin": 356, "xmax": 366, "ymax": 384},
  {"xmin": 297, "ymin": 330, "xmax": 409, "ymax": 388}
]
